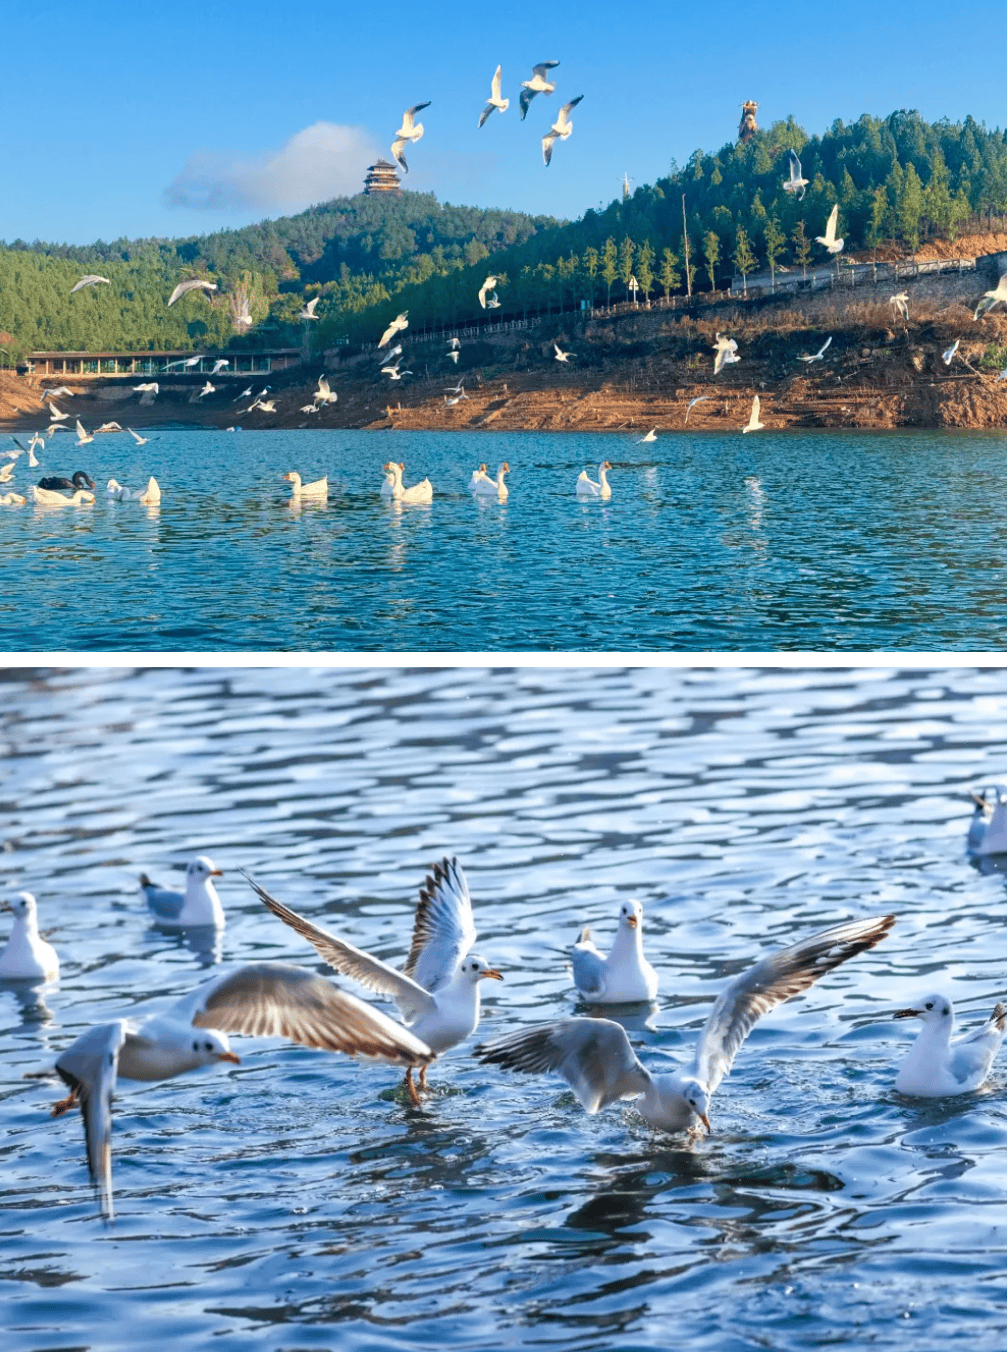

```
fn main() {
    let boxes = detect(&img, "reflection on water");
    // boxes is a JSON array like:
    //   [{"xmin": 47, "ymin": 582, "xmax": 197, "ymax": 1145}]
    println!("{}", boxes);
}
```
[{"xmin": 3, "ymin": 666, "xmax": 1007, "ymax": 1350}]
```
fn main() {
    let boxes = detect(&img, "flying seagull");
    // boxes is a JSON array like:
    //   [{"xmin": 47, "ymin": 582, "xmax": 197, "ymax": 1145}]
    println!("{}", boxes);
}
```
[
  {"xmin": 299, "ymin": 296, "xmax": 320, "ymax": 321},
  {"xmin": 942, "ymin": 338, "xmax": 960, "ymax": 366},
  {"xmin": 543, "ymin": 96, "xmax": 583, "ymax": 167},
  {"xmin": 75, "ymin": 419, "xmax": 94, "ymax": 446},
  {"xmin": 168, "ymin": 279, "xmax": 218, "ymax": 306},
  {"xmin": 782, "ymin": 149, "xmax": 808, "ymax": 201},
  {"xmin": 798, "ymin": 335, "xmax": 833, "ymax": 363},
  {"xmin": 70, "ymin": 275, "xmax": 110, "ymax": 294},
  {"xmin": 211, "ymin": 359, "xmax": 229, "ymax": 374},
  {"xmin": 478, "ymin": 276, "xmax": 498, "ymax": 309},
  {"xmin": 685, "ymin": 395, "xmax": 710, "ymax": 424},
  {"xmin": 235, "ymin": 385, "xmax": 253, "ymax": 402},
  {"xmin": 391, "ymin": 102, "xmax": 430, "ymax": 173},
  {"xmin": 198, "ymin": 381, "xmax": 216, "ymax": 398},
  {"xmin": 475, "ymin": 915, "xmax": 894, "ymax": 1136},
  {"xmin": 815, "ymin": 204, "xmax": 844, "ymax": 255},
  {"xmin": 554, "ymin": 342, "xmax": 574, "ymax": 362},
  {"xmin": 974, "ymin": 273, "xmax": 1007, "ymax": 321},
  {"xmin": 478, "ymin": 65, "xmax": 509, "ymax": 127},
  {"xmin": 127, "ymin": 428, "xmax": 150, "ymax": 446},
  {"xmin": 315, "ymin": 375, "xmax": 338, "ymax": 405},
  {"xmin": 741, "ymin": 395, "xmax": 765, "ymax": 433},
  {"xmin": 712, "ymin": 333, "xmax": 740, "ymax": 376},
  {"xmin": 378, "ymin": 312, "xmax": 409, "ymax": 348},
  {"xmin": 41, "ymin": 386, "xmax": 74, "ymax": 403},
  {"xmin": 48, "ymin": 401, "xmax": 69, "ymax": 421},
  {"xmin": 519, "ymin": 61, "xmax": 559, "ymax": 120},
  {"xmin": 889, "ymin": 293, "xmax": 909, "ymax": 321},
  {"xmin": 132, "ymin": 382, "xmax": 159, "ymax": 395}
]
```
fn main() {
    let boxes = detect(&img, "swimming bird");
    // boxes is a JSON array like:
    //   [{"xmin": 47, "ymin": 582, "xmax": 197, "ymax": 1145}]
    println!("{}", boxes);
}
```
[
  {"xmin": 0, "ymin": 492, "xmax": 26, "ymax": 505},
  {"xmin": 106, "ymin": 478, "xmax": 133, "ymax": 500},
  {"xmin": 243, "ymin": 858, "xmax": 501, "ymax": 1103},
  {"xmin": 576, "ymin": 461, "xmax": 612, "ymax": 499},
  {"xmin": 137, "ymin": 477, "xmax": 161, "ymax": 506},
  {"xmin": 48, "ymin": 402, "xmax": 69, "ymax": 422},
  {"xmin": 685, "ymin": 395, "xmax": 710, "ymax": 424},
  {"xmin": 572, "ymin": 900, "xmax": 657, "ymax": 1003},
  {"xmin": 890, "ymin": 293, "xmax": 909, "ymax": 321},
  {"xmin": 519, "ymin": 60, "xmax": 559, "ymax": 119},
  {"xmin": 378, "ymin": 312, "xmax": 409, "ymax": 348},
  {"xmin": 476, "ymin": 914, "xmax": 894, "ymax": 1134},
  {"xmin": 198, "ymin": 381, "xmax": 216, "ymax": 398},
  {"xmin": 47, "ymin": 961, "xmax": 433, "ymax": 1218},
  {"xmin": 211, "ymin": 359, "xmax": 229, "ymax": 374},
  {"xmin": 894, "ymin": 995, "xmax": 1007, "ymax": 1096},
  {"xmin": 468, "ymin": 463, "xmax": 490, "ymax": 489},
  {"xmin": 542, "ymin": 96, "xmax": 583, "ymax": 167},
  {"xmin": 107, "ymin": 477, "xmax": 161, "ymax": 505},
  {"xmin": 0, "ymin": 893, "xmax": 59, "ymax": 981},
  {"xmin": 638, "ymin": 428, "xmax": 657, "ymax": 443},
  {"xmin": 554, "ymin": 342, "xmax": 574, "ymax": 362},
  {"xmin": 967, "ymin": 784, "xmax": 1007, "ymax": 855},
  {"xmin": 782, "ymin": 149, "xmax": 808, "ymax": 201},
  {"xmin": 132, "ymin": 382, "xmax": 159, "ymax": 395},
  {"xmin": 815, "ymin": 204, "xmax": 844, "ymax": 255},
  {"xmin": 391, "ymin": 102, "xmax": 430, "ymax": 172},
  {"xmin": 713, "ymin": 333, "xmax": 740, "ymax": 375},
  {"xmin": 168, "ymin": 279, "xmax": 218, "ymax": 306},
  {"xmin": 478, "ymin": 65, "xmax": 509, "ymax": 127},
  {"xmin": 283, "ymin": 471, "xmax": 328, "ymax": 502},
  {"xmin": 70, "ymin": 275, "xmax": 110, "ymax": 294},
  {"xmin": 473, "ymin": 462, "xmax": 509, "ymax": 499},
  {"xmin": 139, "ymin": 855, "xmax": 224, "ymax": 929},
  {"xmin": 741, "ymin": 395, "xmax": 765, "ymax": 433},
  {"xmin": 942, "ymin": 339, "xmax": 960, "ymax": 366},
  {"xmin": 798, "ymin": 336, "xmax": 833, "ymax": 363},
  {"xmin": 30, "ymin": 485, "xmax": 95, "ymax": 506},
  {"xmin": 74, "ymin": 420, "xmax": 93, "ymax": 446},
  {"xmin": 974, "ymin": 273, "xmax": 1007, "ymax": 321},
  {"xmin": 0, "ymin": 461, "xmax": 15, "ymax": 483},
  {"xmin": 383, "ymin": 461, "xmax": 433, "ymax": 504},
  {"xmin": 38, "ymin": 471, "xmax": 95, "ymax": 492},
  {"xmin": 127, "ymin": 428, "xmax": 149, "ymax": 446},
  {"xmin": 299, "ymin": 296, "xmax": 320, "ymax": 321}
]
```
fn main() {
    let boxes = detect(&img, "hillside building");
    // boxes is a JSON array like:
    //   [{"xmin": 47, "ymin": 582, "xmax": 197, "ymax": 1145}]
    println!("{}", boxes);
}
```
[{"xmin": 364, "ymin": 160, "xmax": 402, "ymax": 195}]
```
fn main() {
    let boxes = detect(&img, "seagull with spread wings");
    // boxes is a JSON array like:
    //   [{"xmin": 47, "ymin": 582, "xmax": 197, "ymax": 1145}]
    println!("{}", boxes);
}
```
[
  {"xmin": 478, "ymin": 66, "xmax": 509, "ymax": 127},
  {"xmin": 543, "ymin": 96, "xmax": 583, "ymax": 167},
  {"xmin": 70, "ymin": 275, "xmax": 110, "ymax": 294},
  {"xmin": 815, "ymin": 204, "xmax": 844, "ymax": 255},
  {"xmin": 798, "ymin": 335, "xmax": 832, "ymax": 363},
  {"xmin": 244, "ymin": 857, "xmax": 503, "ymax": 1104},
  {"xmin": 519, "ymin": 60, "xmax": 559, "ymax": 119},
  {"xmin": 168, "ymin": 278, "xmax": 218, "ymax": 306},
  {"xmin": 391, "ymin": 102, "xmax": 430, "ymax": 172},
  {"xmin": 378, "ymin": 312, "xmax": 409, "ymax": 348},
  {"xmin": 783, "ymin": 149, "xmax": 808, "ymax": 201}
]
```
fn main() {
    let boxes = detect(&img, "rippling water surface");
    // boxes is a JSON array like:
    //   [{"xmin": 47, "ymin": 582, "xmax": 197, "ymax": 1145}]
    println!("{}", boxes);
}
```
[
  {"xmin": 4, "ymin": 429, "xmax": 1007, "ymax": 650},
  {"xmin": 4, "ymin": 665, "xmax": 1007, "ymax": 1350}
]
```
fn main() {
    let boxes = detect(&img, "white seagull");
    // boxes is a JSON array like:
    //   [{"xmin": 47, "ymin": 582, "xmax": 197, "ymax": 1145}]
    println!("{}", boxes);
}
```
[
  {"xmin": 197, "ymin": 381, "xmax": 216, "ymax": 398},
  {"xmin": 478, "ymin": 277, "xmax": 498, "ymax": 309},
  {"xmin": 713, "ymin": 333, "xmax": 740, "ymax": 375},
  {"xmin": 132, "ymin": 381, "xmax": 159, "ymax": 395},
  {"xmin": 894, "ymin": 995, "xmax": 1007, "ymax": 1097},
  {"xmin": 168, "ymin": 279, "xmax": 218, "ymax": 306},
  {"xmin": 967, "ymin": 784, "xmax": 1007, "ymax": 856},
  {"xmin": 70, "ymin": 275, "xmax": 110, "ymax": 294},
  {"xmin": 576, "ymin": 461, "xmax": 612, "ymax": 499},
  {"xmin": 41, "ymin": 386, "xmax": 74, "ymax": 403},
  {"xmin": 211, "ymin": 359, "xmax": 230, "ymax": 374},
  {"xmin": 391, "ymin": 102, "xmax": 430, "ymax": 173},
  {"xmin": 299, "ymin": 403, "xmax": 320, "ymax": 414},
  {"xmin": 638, "ymin": 428, "xmax": 657, "ymax": 443},
  {"xmin": 48, "ymin": 401, "xmax": 69, "ymax": 421},
  {"xmin": 47, "ymin": 962, "xmax": 432, "ymax": 1218},
  {"xmin": 815, "ymin": 204, "xmax": 844, "ymax": 255},
  {"xmin": 519, "ymin": 60, "xmax": 560, "ymax": 119},
  {"xmin": 315, "ymin": 375, "xmax": 338, "ymax": 405},
  {"xmin": 75, "ymin": 419, "xmax": 93, "ymax": 446},
  {"xmin": 235, "ymin": 385, "xmax": 253, "ymax": 402},
  {"xmin": 378, "ymin": 312, "xmax": 409, "ymax": 348},
  {"xmin": 543, "ymin": 96, "xmax": 583, "ymax": 167},
  {"xmin": 139, "ymin": 855, "xmax": 225, "ymax": 929},
  {"xmin": 974, "ymin": 273, "xmax": 1007, "ymax": 321},
  {"xmin": 942, "ymin": 338, "xmax": 960, "ymax": 366},
  {"xmin": 478, "ymin": 65, "xmax": 509, "ymax": 127},
  {"xmin": 554, "ymin": 341, "xmax": 574, "ymax": 362},
  {"xmin": 571, "ymin": 900, "xmax": 658, "ymax": 1003},
  {"xmin": 299, "ymin": 296, "xmax": 320, "ymax": 320},
  {"xmin": 798, "ymin": 335, "xmax": 833, "ymax": 363},
  {"xmin": 783, "ymin": 149, "xmax": 809, "ymax": 201},
  {"xmin": 127, "ymin": 428, "xmax": 149, "ymax": 446},
  {"xmin": 685, "ymin": 395, "xmax": 710, "ymax": 424},
  {"xmin": 741, "ymin": 395, "xmax": 765, "ymax": 433},
  {"xmin": 476, "ymin": 915, "xmax": 894, "ymax": 1135},
  {"xmin": 890, "ymin": 293, "xmax": 909, "ymax": 321},
  {"xmin": 379, "ymin": 344, "xmax": 403, "ymax": 364},
  {"xmin": 244, "ymin": 859, "xmax": 502, "ymax": 1103},
  {"xmin": 0, "ymin": 893, "xmax": 59, "ymax": 981}
]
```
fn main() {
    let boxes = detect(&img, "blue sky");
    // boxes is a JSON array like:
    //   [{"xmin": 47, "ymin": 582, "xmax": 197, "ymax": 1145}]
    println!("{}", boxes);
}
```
[{"xmin": 2, "ymin": 0, "xmax": 994, "ymax": 246}]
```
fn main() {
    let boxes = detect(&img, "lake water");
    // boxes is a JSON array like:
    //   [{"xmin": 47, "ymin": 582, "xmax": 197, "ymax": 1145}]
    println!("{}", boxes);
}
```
[
  {"xmin": 3, "ymin": 428, "xmax": 1007, "ymax": 651},
  {"xmin": 4, "ymin": 664, "xmax": 1007, "ymax": 1351}
]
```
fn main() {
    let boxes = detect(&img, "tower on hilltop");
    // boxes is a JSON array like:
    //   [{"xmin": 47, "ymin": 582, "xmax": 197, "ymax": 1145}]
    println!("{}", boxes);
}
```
[
  {"xmin": 738, "ymin": 101, "xmax": 758, "ymax": 144},
  {"xmin": 364, "ymin": 159, "xmax": 402, "ymax": 195}
]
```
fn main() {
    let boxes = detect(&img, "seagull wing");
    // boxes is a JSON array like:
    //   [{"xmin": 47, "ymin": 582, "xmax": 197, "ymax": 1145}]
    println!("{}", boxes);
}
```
[
  {"xmin": 571, "ymin": 931, "xmax": 608, "ymax": 997},
  {"xmin": 54, "ymin": 1021, "xmax": 128, "ymax": 1219},
  {"xmin": 818, "ymin": 335, "xmax": 833, "ymax": 359},
  {"xmin": 391, "ymin": 139, "xmax": 409, "ymax": 171},
  {"xmin": 401, "ymin": 856, "xmax": 477, "ymax": 993},
  {"xmin": 519, "ymin": 88, "xmax": 535, "ymax": 120},
  {"xmin": 556, "ymin": 95, "xmax": 583, "ymax": 129},
  {"xmin": 242, "ymin": 873, "xmax": 436, "ymax": 1020},
  {"xmin": 533, "ymin": 60, "xmax": 560, "ymax": 77},
  {"xmin": 690, "ymin": 915, "xmax": 895, "ymax": 1096},
  {"xmin": 475, "ymin": 1018, "xmax": 651, "ymax": 1114},
  {"xmin": 825, "ymin": 204, "xmax": 839, "ymax": 244},
  {"xmin": 543, "ymin": 132, "xmax": 558, "ymax": 167},
  {"xmin": 787, "ymin": 149, "xmax": 802, "ymax": 183},
  {"xmin": 172, "ymin": 962, "xmax": 431, "ymax": 1065},
  {"xmin": 490, "ymin": 64, "xmax": 503, "ymax": 100}
]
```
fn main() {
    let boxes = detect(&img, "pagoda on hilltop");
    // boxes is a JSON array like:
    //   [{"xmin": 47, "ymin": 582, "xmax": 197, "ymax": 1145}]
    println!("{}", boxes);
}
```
[{"xmin": 364, "ymin": 159, "xmax": 402, "ymax": 195}]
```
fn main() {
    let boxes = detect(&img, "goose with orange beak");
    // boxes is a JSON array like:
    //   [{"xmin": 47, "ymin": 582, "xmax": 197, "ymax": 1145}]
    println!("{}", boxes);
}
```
[{"xmin": 245, "ymin": 857, "xmax": 502, "ymax": 1104}]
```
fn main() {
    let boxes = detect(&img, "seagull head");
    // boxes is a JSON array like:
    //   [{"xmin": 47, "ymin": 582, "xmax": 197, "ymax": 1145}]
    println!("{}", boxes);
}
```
[
  {"xmin": 619, "ymin": 899, "xmax": 643, "ymax": 931},
  {"xmin": 2, "ymin": 892, "xmax": 37, "ymax": 921},
  {"xmin": 188, "ymin": 855, "xmax": 223, "ymax": 883},
  {"xmin": 679, "ymin": 1077, "xmax": 711, "ymax": 1132},
  {"xmin": 189, "ymin": 1027, "xmax": 240, "ymax": 1066},
  {"xmin": 461, "ymin": 954, "xmax": 504, "ymax": 984},
  {"xmin": 893, "ymin": 994, "xmax": 953, "ymax": 1026}
]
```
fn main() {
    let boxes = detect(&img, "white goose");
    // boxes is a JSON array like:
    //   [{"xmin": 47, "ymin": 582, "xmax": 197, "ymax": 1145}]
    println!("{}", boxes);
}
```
[
  {"xmin": 109, "ymin": 477, "xmax": 160, "ymax": 504},
  {"xmin": 384, "ymin": 461, "xmax": 433, "ymax": 504},
  {"xmin": 576, "ymin": 461, "xmax": 612, "ymax": 499},
  {"xmin": 283, "ymin": 471, "xmax": 328, "ymax": 502},
  {"xmin": 473, "ymin": 462, "xmax": 509, "ymax": 499},
  {"xmin": 468, "ymin": 463, "xmax": 490, "ymax": 490},
  {"xmin": 31, "ymin": 485, "xmax": 95, "ymax": 506},
  {"xmin": 0, "ymin": 492, "xmax": 26, "ymax": 506}
]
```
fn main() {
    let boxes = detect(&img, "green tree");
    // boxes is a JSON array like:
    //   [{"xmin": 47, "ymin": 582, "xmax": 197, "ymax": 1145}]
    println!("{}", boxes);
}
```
[
  {"xmin": 898, "ymin": 163, "xmax": 925, "ymax": 252},
  {"xmin": 619, "ymin": 236, "xmax": 635, "ymax": 299},
  {"xmin": 763, "ymin": 216, "xmax": 785, "ymax": 290},
  {"xmin": 601, "ymin": 237, "xmax": 618, "ymax": 308},
  {"xmin": 702, "ymin": 230, "xmax": 720, "ymax": 292},
  {"xmin": 636, "ymin": 240, "xmax": 655, "ymax": 303},
  {"xmin": 866, "ymin": 186, "xmax": 887, "ymax": 263},
  {"xmin": 733, "ymin": 226, "xmax": 757, "ymax": 294},
  {"xmin": 582, "ymin": 246, "xmax": 599, "ymax": 305},
  {"xmin": 659, "ymin": 246, "xmax": 680, "ymax": 298}
]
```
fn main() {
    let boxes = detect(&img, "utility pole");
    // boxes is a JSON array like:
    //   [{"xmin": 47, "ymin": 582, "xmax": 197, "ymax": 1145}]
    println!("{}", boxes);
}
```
[{"xmin": 682, "ymin": 194, "xmax": 692, "ymax": 300}]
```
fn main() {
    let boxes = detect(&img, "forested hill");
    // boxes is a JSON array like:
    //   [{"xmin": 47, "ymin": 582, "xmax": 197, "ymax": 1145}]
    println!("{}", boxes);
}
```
[
  {"xmin": 316, "ymin": 109, "xmax": 1007, "ymax": 346},
  {"xmin": 0, "ymin": 193, "xmax": 560, "ymax": 359}
]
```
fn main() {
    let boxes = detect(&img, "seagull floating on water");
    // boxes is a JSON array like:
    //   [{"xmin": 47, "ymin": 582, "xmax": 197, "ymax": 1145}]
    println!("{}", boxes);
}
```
[
  {"xmin": 391, "ymin": 102, "xmax": 430, "ymax": 173},
  {"xmin": 168, "ymin": 279, "xmax": 218, "ymax": 306},
  {"xmin": 519, "ymin": 60, "xmax": 559, "ymax": 119},
  {"xmin": 244, "ymin": 858, "xmax": 501, "ymax": 1103},
  {"xmin": 0, "ymin": 893, "xmax": 59, "ymax": 981},
  {"xmin": 798, "ymin": 335, "xmax": 833, "ymax": 363},
  {"xmin": 816, "ymin": 204, "xmax": 844, "ymax": 255},
  {"xmin": 140, "ymin": 855, "xmax": 224, "ymax": 929},
  {"xmin": 477, "ymin": 915, "xmax": 894, "ymax": 1135},
  {"xmin": 478, "ymin": 65, "xmax": 509, "ymax": 127},
  {"xmin": 741, "ymin": 395, "xmax": 765, "ymax": 433},
  {"xmin": 894, "ymin": 995, "xmax": 1007, "ymax": 1096},
  {"xmin": 572, "ymin": 900, "xmax": 658, "ymax": 1003},
  {"xmin": 782, "ymin": 149, "xmax": 808, "ymax": 201},
  {"xmin": 70, "ymin": 275, "xmax": 110, "ymax": 294},
  {"xmin": 967, "ymin": 784, "xmax": 1007, "ymax": 855},
  {"xmin": 543, "ymin": 96, "xmax": 582, "ymax": 167}
]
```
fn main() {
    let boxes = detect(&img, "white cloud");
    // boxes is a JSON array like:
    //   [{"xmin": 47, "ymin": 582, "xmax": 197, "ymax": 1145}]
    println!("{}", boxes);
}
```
[{"xmin": 164, "ymin": 122, "xmax": 384, "ymax": 212}]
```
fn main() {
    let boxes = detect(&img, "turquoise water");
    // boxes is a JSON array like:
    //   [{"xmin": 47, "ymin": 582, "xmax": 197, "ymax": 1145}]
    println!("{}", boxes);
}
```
[
  {"xmin": 4, "ymin": 666, "xmax": 1007, "ymax": 1350},
  {"xmin": 2, "ymin": 428, "xmax": 1006, "ymax": 650}
]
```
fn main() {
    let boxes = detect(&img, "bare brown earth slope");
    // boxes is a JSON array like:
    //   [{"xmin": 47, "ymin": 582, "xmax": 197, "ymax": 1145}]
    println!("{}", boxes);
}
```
[{"xmin": 4, "ymin": 252, "xmax": 1006, "ymax": 436}]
